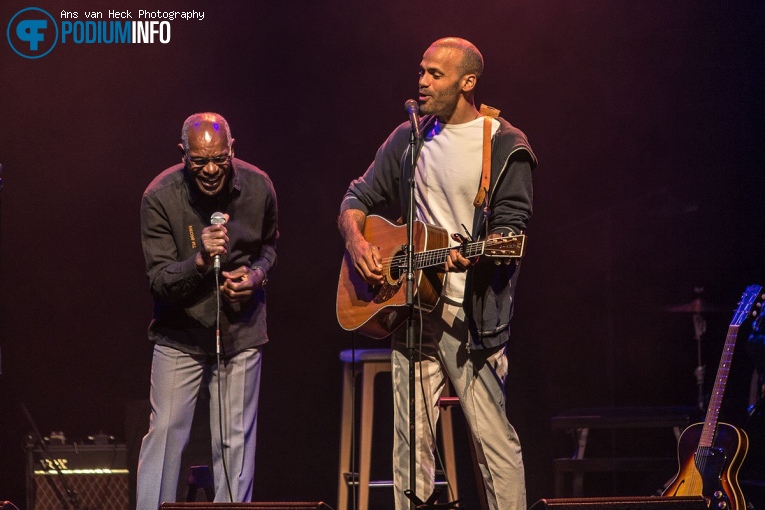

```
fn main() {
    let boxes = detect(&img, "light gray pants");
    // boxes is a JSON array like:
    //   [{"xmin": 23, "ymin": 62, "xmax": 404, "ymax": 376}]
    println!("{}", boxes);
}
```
[
  {"xmin": 392, "ymin": 300, "xmax": 525, "ymax": 510},
  {"xmin": 136, "ymin": 344, "xmax": 262, "ymax": 510}
]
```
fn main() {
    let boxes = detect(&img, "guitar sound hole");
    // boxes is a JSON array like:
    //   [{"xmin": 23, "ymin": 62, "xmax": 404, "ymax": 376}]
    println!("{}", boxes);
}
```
[{"xmin": 368, "ymin": 248, "xmax": 406, "ymax": 304}]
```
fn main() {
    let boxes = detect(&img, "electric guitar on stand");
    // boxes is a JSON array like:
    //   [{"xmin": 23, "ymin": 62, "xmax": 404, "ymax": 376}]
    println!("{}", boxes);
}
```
[{"xmin": 663, "ymin": 284, "xmax": 764, "ymax": 510}]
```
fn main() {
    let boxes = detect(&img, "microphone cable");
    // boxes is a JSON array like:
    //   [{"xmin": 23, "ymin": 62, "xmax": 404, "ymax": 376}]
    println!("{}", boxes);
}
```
[{"xmin": 214, "ymin": 259, "xmax": 234, "ymax": 502}]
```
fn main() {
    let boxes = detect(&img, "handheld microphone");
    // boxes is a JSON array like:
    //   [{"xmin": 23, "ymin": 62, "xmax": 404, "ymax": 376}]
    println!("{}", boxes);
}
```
[
  {"xmin": 210, "ymin": 212, "xmax": 226, "ymax": 273},
  {"xmin": 404, "ymin": 99, "xmax": 421, "ymax": 140}
]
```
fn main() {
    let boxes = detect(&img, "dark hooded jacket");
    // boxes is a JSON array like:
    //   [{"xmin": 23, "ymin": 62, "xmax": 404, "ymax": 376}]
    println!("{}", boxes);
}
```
[{"xmin": 341, "ymin": 115, "xmax": 537, "ymax": 350}]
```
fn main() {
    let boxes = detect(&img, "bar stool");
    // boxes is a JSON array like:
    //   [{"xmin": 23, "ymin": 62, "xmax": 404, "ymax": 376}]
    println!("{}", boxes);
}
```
[{"xmin": 337, "ymin": 348, "xmax": 459, "ymax": 510}]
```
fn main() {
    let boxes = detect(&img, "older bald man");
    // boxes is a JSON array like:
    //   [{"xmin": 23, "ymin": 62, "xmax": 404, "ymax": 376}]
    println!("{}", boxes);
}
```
[{"xmin": 137, "ymin": 112, "xmax": 278, "ymax": 508}]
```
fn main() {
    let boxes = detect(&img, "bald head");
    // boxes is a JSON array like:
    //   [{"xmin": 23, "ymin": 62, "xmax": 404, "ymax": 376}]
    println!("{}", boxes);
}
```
[
  {"xmin": 178, "ymin": 112, "xmax": 235, "ymax": 197},
  {"xmin": 428, "ymin": 37, "xmax": 484, "ymax": 81},
  {"xmin": 181, "ymin": 112, "xmax": 232, "ymax": 152}
]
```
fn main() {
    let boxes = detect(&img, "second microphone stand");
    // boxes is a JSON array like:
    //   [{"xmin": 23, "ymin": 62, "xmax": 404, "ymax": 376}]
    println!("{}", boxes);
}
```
[
  {"xmin": 405, "ymin": 128, "xmax": 418, "ymax": 510},
  {"xmin": 403, "ymin": 113, "xmax": 458, "ymax": 510}
]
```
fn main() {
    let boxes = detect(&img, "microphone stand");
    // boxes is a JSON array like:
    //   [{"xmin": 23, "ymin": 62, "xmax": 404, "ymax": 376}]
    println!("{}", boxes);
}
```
[
  {"xmin": 405, "ymin": 129, "xmax": 418, "ymax": 510},
  {"xmin": 210, "ymin": 212, "xmax": 234, "ymax": 501},
  {"xmin": 403, "ymin": 118, "xmax": 460, "ymax": 510}
]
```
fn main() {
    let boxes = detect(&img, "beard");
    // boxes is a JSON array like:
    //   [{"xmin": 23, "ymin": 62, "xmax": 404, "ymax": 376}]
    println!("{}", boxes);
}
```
[{"xmin": 419, "ymin": 83, "xmax": 462, "ymax": 118}]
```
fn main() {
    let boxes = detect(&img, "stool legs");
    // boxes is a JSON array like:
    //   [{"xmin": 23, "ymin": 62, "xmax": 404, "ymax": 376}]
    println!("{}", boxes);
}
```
[
  {"xmin": 337, "ymin": 355, "xmax": 460, "ymax": 510},
  {"xmin": 358, "ymin": 362, "xmax": 385, "ymax": 510},
  {"xmin": 338, "ymin": 362, "xmax": 355, "ymax": 510},
  {"xmin": 338, "ymin": 359, "xmax": 388, "ymax": 510},
  {"xmin": 439, "ymin": 385, "xmax": 459, "ymax": 503}
]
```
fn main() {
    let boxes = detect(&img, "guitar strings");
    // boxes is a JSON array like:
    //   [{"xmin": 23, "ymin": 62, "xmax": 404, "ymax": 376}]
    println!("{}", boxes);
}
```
[{"xmin": 378, "ymin": 244, "xmax": 487, "ymax": 270}]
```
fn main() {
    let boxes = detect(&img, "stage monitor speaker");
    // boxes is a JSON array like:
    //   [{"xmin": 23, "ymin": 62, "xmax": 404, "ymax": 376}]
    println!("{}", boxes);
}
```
[
  {"xmin": 529, "ymin": 496, "xmax": 707, "ymax": 510},
  {"xmin": 160, "ymin": 503, "xmax": 333, "ymax": 510}
]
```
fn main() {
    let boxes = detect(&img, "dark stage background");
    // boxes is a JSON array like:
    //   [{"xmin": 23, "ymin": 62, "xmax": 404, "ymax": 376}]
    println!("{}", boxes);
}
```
[{"xmin": 1, "ymin": 1, "xmax": 764, "ymax": 508}]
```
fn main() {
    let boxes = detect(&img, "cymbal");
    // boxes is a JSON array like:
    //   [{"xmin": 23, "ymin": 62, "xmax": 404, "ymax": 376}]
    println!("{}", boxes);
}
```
[{"xmin": 662, "ymin": 297, "xmax": 726, "ymax": 313}]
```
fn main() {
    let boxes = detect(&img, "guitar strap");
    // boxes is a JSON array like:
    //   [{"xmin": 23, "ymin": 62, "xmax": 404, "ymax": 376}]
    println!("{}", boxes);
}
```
[{"xmin": 473, "ymin": 104, "xmax": 500, "ymax": 210}]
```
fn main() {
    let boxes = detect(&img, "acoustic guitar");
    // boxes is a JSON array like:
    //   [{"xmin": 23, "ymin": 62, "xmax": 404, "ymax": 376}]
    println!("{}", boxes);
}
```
[
  {"xmin": 663, "ymin": 284, "xmax": 764, "ymax": 510},
  {"xmin": 336, "ymin": 215, "xmax": 525, "ymax": 339}
]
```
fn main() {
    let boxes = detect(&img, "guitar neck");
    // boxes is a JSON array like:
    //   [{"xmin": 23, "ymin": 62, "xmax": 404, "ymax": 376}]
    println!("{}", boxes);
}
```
[
  {"xmin": 699, "ymin": 324, "xmax": 738, "ymax": 447},
  {"xmin": 694, "ymin": 284, "xmax": 764, "ymax": 448},
  {"xmin": 413, "ymin": 241, "xmax": 485, "ymax": 270}
]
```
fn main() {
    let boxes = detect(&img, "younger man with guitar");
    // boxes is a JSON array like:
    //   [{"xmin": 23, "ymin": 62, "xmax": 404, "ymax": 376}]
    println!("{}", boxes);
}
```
[{"xmin": 338, "ymin": 37, "xmax": 537, "ymax": 510}]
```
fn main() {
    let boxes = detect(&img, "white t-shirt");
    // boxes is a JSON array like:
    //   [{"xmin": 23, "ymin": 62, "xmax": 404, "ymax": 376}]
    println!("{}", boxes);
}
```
[{"xmin": 414, "ymin": 116, "xmax": 499, "ymax": 303}]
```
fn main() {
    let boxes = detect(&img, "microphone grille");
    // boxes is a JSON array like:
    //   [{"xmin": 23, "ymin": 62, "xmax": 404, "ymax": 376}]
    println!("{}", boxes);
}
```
[
  {"xmin": 404, "ymin": 99, "xmax": 419, "ymax": 113},
  {"xmin": 211, "ymin": 212, "xmax": 226, "ymax": 225}
]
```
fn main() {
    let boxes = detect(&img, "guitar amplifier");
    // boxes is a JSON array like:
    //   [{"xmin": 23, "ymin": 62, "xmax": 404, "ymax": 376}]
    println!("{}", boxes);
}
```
[{"xmin": 26, "ymin": 444, "xmax": 129, "ymax": 510}]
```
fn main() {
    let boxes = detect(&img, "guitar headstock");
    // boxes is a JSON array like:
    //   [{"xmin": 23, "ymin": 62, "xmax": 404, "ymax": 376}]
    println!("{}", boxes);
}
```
[
  {"xmin": 750, "ymin": 290, "xmax": 765, "ymax": 337},
  {"xmin": 484, "ymin": 234, "xmax": 526, "ymax": 259},
  {"xmin": 731, "ymin": 284, "xmax": 765, "ymax": 328}
]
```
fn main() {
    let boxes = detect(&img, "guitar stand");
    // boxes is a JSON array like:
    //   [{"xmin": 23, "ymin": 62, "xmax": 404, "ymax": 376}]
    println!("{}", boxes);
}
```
[{"xmin": 405, "ymin": 488, "xmax": 461, "ymax": 510}]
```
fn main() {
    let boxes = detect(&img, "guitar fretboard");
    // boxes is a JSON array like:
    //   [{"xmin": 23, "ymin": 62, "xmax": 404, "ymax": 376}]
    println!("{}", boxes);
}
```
[
  {"xmin": 390, "ymin": 242, "xmax": 486, "ymax": 270},
  {"xmin": 697, "ymin": 284, "xmax": 763, "ymax": 450},
  {"xmin": 414, "ymin": 243, "xmax": 485, "ymax": 269},
  {"xmin": 699, "ymin": 324, "xmax": 737, "ymax": 448}
]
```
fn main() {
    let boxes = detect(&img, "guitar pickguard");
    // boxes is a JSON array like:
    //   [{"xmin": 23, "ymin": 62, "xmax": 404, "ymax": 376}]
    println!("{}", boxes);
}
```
[
  {"xmin": 664, "ymin": 419, "xmax": 749, "ymax": 510},
  {"xmin": 695, "ymin": 447, "xmax": 727, "ymax": 506},
  {"xmin": 372, "ymin": 280, "xmax": 402, "ymax": 304}
]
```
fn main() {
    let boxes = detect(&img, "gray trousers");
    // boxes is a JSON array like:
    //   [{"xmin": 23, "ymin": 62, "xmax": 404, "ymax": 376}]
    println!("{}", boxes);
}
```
[
  {"xmin": 136, "ymin": 344, "xmax": 262, "ymax": 510},
  {"xmin": 392, "ymin": 300, "xmax": 526, "ymax": 510}
]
